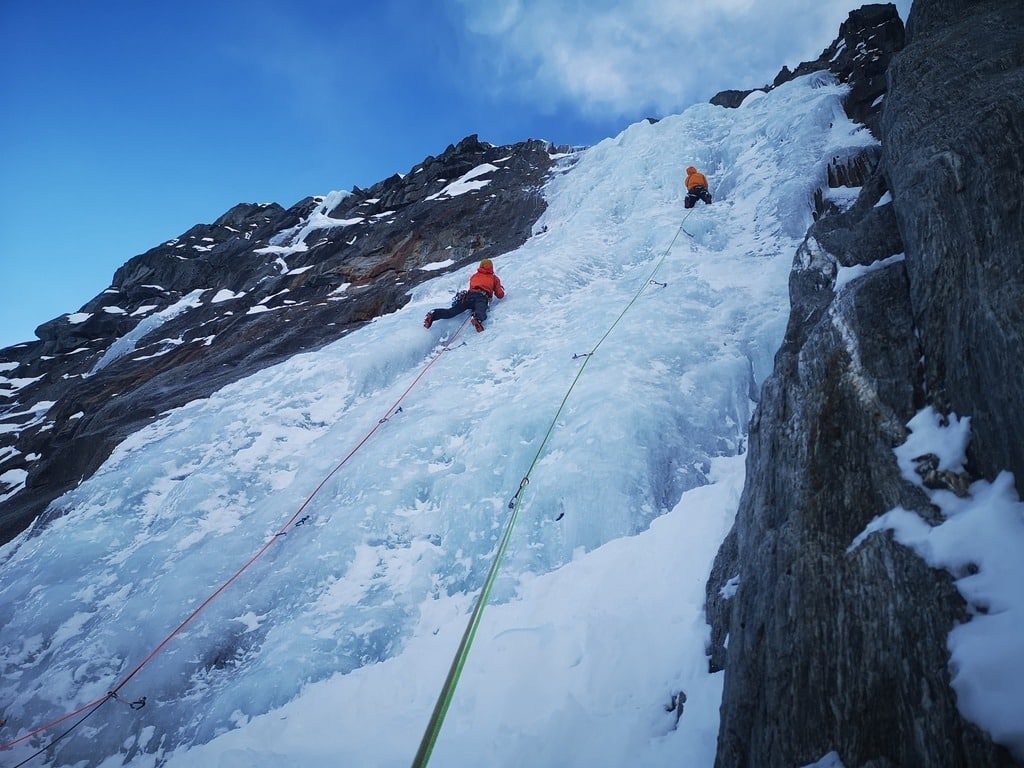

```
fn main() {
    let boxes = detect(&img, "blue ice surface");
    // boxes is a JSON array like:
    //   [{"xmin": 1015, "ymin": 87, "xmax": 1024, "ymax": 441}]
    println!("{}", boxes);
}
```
[{"xmin": 0, "ymin": 73, "xmax": 875, "ymax": 766}]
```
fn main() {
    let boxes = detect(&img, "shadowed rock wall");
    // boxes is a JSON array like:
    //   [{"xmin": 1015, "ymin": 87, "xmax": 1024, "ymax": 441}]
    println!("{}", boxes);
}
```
[
  {"xmin": 706, "ymin": 0, "xmax": 1023, "ymax": 765},
  {"xmin": 882, "ymin": 0, "xmax": 1024, "ymax": 494}
]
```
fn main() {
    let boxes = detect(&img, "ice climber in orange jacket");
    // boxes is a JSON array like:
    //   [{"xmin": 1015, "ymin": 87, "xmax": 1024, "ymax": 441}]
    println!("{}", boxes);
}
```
[
  {"xmin": 684, "ymin": 166, "xmax": 713, "ymax": 209},
  {"xmin": 423, "ymin": 258, "xmax": 505, "ymax": 333}
]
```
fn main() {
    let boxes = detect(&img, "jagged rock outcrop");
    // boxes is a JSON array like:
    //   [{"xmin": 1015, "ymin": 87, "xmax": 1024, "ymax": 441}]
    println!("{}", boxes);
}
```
[
  {"xmin": 707, "ymin": 0, "xmax": 1023, "ymax": 766},
  {"xmin": 0, "ymin": 135, "xmax": 572, "ymax": 543},
  {"xmin": 881, "ymin": 0, "xmax": 1024, "ymax": 494},
  {"xmin": 707, "ymin": 170, "xmax": 1017, "ymax": 767},
  {"xmin": 708, "ymin": 90, "xmax": 751, "ymax": 109},
  {"xmin": 710, "ymin": 4, "xmax": 905, "ymax": 134}
]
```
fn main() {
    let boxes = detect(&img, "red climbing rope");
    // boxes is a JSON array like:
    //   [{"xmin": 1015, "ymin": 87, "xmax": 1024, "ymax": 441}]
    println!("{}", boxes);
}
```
[{"xmin": 0, "ymin": 318, "xmax": 471, "ymax": 755}]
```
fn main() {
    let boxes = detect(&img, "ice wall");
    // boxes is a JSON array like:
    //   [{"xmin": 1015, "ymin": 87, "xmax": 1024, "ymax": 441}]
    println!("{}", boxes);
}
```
[{"xmin": 0, "ymin": 74, "xmax": 875, "ymax": 767}]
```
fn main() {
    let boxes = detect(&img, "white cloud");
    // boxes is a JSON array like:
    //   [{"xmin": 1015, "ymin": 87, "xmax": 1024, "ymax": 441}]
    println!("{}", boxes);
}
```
[{"xmin": 450, "ymin": 0, "xmax": 912, "ymax": 118}]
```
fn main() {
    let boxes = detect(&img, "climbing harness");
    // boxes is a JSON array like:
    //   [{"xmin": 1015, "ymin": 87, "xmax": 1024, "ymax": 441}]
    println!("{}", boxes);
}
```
[
  {"xmin": 0, "ymin": 317, "xmax": 472, "ymax": 763},
  {"xmin": 412, "ymin": 219, "xmax": 691, "ymax": 767}
]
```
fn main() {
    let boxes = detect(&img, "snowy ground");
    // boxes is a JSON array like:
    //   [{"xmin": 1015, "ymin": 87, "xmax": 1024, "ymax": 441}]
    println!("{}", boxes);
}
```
[{"xmin": 0, "ymin": 74, "xmax": 874, "ymax": 767}]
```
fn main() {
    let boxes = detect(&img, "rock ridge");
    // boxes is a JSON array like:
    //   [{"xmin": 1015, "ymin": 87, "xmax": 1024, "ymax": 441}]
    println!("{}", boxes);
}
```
[
  {"xmin": 0, "ymin": 135, "xmax": 573, "ymax": 543},
  {"xmin": 706, "ymin": 0, "xmax": 1024, "ymax": 764}
]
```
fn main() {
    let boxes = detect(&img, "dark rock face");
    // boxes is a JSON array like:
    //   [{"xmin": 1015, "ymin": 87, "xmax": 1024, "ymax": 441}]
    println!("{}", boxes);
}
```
[
  {"xmin": 707, "ymin": 168, "xmax": 1017, "ymax": 767},
  {"xmin": 882, "ymin": 0, "xmax": 1024, "ymax": 494},
  {"xmin": 707, "ymin": 0, "xmax": 1024, "ymax": 765},
  {"xmin": 710, "ymin": 4, "xmax": 905, "ymax": 134},
  {"xmin": 0, "ymin": 135, "xmax": 567, "ymax": 544},
  {"xmin": 710, "ymin": 89, "xmax": 758, "ymax": 109}
]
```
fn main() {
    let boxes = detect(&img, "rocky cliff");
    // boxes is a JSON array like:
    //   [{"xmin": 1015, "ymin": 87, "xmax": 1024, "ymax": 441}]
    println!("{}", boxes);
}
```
[
  {"xmin": 707, "ymin": 1, "xmax": 1023, "ymax": 766},
  {"xmin": 0, "ymin": 135, "xmax": 570, "ymax": 544},
  {"xmin": 710, "ymin": 4, "xmax": 905, "ymax": 136}
]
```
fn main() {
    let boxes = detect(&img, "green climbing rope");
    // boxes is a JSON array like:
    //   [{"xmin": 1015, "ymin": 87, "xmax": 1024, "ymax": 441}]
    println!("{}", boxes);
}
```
[{"xmin": 411, "ymin": 216, "xmax": 692, "ymax": 767}]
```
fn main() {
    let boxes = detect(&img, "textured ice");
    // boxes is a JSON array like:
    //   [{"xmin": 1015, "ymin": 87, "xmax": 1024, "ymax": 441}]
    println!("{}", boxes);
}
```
[
  {"xmin": 0, "ymin": 74, "xmax": 869, "ymax": 767},
  {"xmin": 165, "ymin": 455, "xmax": 746, "ymax": 768}
]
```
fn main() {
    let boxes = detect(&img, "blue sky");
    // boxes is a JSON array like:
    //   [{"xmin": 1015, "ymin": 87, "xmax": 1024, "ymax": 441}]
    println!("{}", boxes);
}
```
[{"xmin": 0, "ymin": 0, "xmax": 910, "ymax": 348}]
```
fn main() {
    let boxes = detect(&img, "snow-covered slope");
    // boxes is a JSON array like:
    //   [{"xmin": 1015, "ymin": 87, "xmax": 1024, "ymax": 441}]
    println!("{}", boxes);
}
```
[{"xmin": 0, "ymin": 73, "xmax": 874, "ymax": 767}]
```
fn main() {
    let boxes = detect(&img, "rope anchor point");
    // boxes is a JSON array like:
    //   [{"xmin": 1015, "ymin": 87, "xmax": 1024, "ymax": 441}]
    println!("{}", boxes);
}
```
[
  {"xmin": 378, "ymin": 406, "xmax": 404, "ymax": 425},
  {"xmin": 108, "ymin": 691, "xmax": 147, "ymax": 711},
  {"xmin": 507, "ymin": 476, "xmax": 530, "ymax": 509}
]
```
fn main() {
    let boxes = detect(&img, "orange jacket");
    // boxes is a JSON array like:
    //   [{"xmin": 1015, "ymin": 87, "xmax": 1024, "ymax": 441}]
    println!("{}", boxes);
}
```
[
  {"xmin": 685, "ymin": 166, "xmax": 709, "ymax": 191},
  {"xmin": 469, "ymin": 262, "xmax": 505, "ymax": 299}
]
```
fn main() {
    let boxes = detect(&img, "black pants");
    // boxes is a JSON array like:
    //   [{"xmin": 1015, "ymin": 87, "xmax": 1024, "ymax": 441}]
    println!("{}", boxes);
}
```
[
  {"xmin": 685, "ymin": 185, "xmax": 712, "ymax": 209},
  {"xmin": 430, "ymin": 290, "xmax": 489, "ymax": 323}
]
